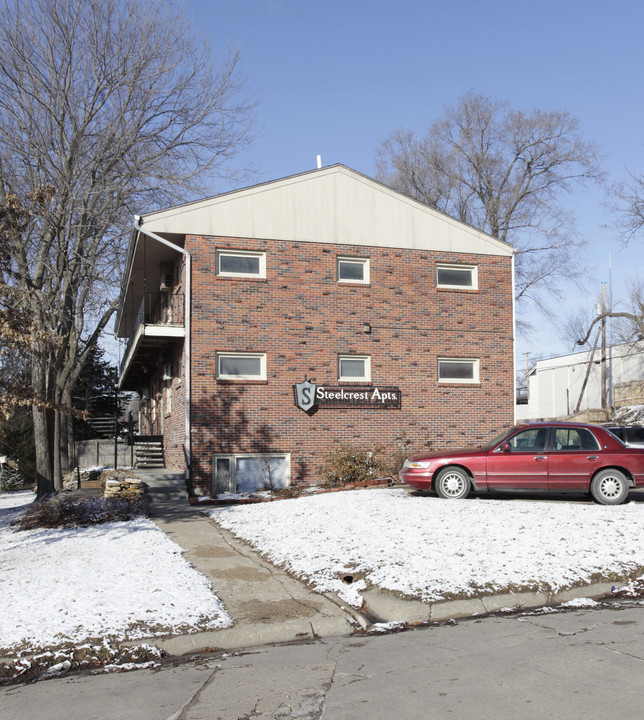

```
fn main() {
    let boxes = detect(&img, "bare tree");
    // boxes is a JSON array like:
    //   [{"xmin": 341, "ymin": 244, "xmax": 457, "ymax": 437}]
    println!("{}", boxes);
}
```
[
  {"xmin": 613, "ymin": 162, "xmax": 644, "ymax": 245},
  {"xmin": 0, "ymin": 0, "xmax": 255, "ymax": 496},
  {"xmin": 0, "ymin": 192, "xmax": 55, "ymax": 418},
  {"xmin": 559, "ymin": 303, "xmax": 600, "ymax": 351},
  {"xmin": 576, "ymin": 280, "xmax": 644, "ymax": 346},
  {"xmin": 568, "ymin": 280, "xmax": 644, "ymax": 415},
  {"xmin": 376, "ymin": 93, "xmax": 603, "ymax": 314}
]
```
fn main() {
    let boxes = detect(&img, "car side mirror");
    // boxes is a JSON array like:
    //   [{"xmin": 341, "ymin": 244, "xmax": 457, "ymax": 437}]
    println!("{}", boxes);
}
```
[{"xmin": 502, "ymin": 442, "xmax": 511, "ymax": 453}]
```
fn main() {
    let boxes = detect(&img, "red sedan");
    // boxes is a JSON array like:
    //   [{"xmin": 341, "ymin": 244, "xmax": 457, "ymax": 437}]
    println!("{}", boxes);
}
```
[{"xmin": 399, "ymin": 422, "xmax": 644, "ymax": 505}]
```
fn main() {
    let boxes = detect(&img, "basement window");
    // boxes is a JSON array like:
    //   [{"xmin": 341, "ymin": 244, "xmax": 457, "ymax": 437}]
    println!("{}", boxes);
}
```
[{"xmin": 212, "ymin": 453, "xmax": 291, "ymax": 494}]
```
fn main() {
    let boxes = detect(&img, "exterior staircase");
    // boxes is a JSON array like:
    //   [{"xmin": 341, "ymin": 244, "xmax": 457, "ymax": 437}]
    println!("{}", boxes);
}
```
[
  {"xmin": 133, "ymin": 436, "xmax": 165, "ymax": 469},
  {"xmin": 86, "ymin": 414, "xmax": 120, "ymax": 439}
]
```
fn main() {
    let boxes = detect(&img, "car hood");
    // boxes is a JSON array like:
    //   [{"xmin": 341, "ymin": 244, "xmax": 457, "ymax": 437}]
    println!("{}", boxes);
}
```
[{"xmin": 407, "ymin": 446, "xmax": 485, "ymax": 461}]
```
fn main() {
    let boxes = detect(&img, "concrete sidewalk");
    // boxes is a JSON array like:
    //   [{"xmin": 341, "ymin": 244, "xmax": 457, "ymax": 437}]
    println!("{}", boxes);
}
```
[
  {"xmin": 139, "ymin": 470, "xmax": 622, "ymax": 656},
  {"xmin": 139, "ymin": 470, "xmax": 358, "ymax": 654}
]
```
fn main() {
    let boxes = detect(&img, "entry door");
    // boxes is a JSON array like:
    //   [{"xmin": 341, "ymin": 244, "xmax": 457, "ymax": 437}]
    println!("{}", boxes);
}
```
[{"xmin": 213, "ymin": 455, "xmax": 235, "ymax": 495}]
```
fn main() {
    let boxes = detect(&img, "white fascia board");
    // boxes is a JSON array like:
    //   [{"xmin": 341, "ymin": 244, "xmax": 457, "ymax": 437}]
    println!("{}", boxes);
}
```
[{"xmin": 144, "ymin": 325, "xmax": 185, "ymax": 338}]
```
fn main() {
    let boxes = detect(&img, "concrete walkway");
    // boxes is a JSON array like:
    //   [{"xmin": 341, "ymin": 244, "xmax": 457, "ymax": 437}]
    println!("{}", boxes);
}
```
[
  {"xmin": 139, "ymin": 470, "xmax": 622, "ymax": 656},
  {"xmin": 139, "ymin": 470, "xmax": 357, "ymax": 654}
]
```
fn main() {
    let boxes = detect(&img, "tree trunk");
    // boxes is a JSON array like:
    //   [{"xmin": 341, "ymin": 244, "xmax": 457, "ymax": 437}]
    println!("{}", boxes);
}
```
[
  {"xmin": 54, "ymin": 385, "xmax": 73, "ymax": 486},
  {"xmin": 59, "ymin": 406, "xmax": 69, "ymax": 476},
  {"xmin": 33, "ymin": 405, "xmax": 54, "ymax": 498},
  {"xmin": 32, "ymin": 357, "xmax": 54, "ymax": 498},
  {"xmin": 53, "ymin": 408, "xmax": 62, "ymax": 491},
  {"xmin": 65, "ymin": 384, "xmax": 75, "ymax": 476}
]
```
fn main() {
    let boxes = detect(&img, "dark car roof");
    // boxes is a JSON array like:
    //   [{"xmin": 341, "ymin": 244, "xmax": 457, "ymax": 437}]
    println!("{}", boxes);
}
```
[{"xmin": 517, "ymin": 421, "xmax": 608, "ymax": 430}]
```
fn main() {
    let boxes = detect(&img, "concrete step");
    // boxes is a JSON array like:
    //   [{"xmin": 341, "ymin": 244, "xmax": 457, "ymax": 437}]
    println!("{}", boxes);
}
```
[{"xmin": 135, "ymin": 440, "xmax": 164, "ymax": 469}]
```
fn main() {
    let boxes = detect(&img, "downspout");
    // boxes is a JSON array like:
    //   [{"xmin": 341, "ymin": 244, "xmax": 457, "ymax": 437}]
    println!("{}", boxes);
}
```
[
  {"xmin": 133, "ymin": 216, "xmax": 192, "ymax": 490},
  {"xmin": 511, "ymin": 253, "xmax": 517, "ymax": 425}
]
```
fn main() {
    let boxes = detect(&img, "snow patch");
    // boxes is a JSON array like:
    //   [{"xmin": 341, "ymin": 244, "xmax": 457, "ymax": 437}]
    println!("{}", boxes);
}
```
[
  {"xmin": 0, "ymin": 508, "xmax": 231, "ymax": 653},
  {"xmin": 561, "ymin": 597, "xmax": 600, "ymax": 608},
  {"xmin": 210, "ymin": 488, "xmax": 644, "ymax": 607}
]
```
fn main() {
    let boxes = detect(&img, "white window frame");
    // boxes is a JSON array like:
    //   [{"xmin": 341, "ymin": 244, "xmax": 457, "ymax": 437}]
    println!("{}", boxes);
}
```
[
  {"xmin": 216, "ymin": 352, "xmax": 267, "ymax": 380},
  {"xmin": 212, "ymin": 452, "xmax": 291, "ymax": 494},
  {"xmin": 437, "ymin": 358, "xmax": 480, "ymax": 384},
  {"xmin": 338, "ymin": 354, "xmax": 371, "ymax": 382},
  {"xmin": 337, "ymin": 257, "xmax": 370, "ymax": 284},
  {"xmin": 216, "ymin": 250, "xmax": 266, "ymax": 278},
  {"xmin": 436, "ymin": 263, "xmax": 478, "ymax": 290}
]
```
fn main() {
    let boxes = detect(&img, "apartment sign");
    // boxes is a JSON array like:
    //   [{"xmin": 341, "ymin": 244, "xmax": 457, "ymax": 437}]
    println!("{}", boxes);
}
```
[{"xmin": 293, "ymin": 379, "xmax": 401, "ymax": 411}]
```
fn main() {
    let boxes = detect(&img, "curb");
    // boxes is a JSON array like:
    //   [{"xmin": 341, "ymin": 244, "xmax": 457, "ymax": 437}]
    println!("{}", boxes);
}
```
[
  {"xmin": 361, "ymin": 581, "xmax": 617, "ymax": 624},
  {"xmin": 130, "ymin": 581, "xmax": 621, "ymax": 657},
  {"xmin": 125, "ymin": 615, "xmax": 355, "ymax": 656},
  {"xmin": 1, "ymin": 581, "xmax": 629, "ymax": 671}
]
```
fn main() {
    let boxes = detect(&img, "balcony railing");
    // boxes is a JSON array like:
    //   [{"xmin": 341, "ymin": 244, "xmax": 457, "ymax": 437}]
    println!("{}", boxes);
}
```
[{"xmin": 123, "ymin": 292, "xmax": 185, "ymax": 365}]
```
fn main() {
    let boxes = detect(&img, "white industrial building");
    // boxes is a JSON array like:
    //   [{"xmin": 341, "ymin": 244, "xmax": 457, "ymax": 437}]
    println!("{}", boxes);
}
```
[{"xmin": 517, "ymin": 342, "xmax": 644, "ymax": 421}]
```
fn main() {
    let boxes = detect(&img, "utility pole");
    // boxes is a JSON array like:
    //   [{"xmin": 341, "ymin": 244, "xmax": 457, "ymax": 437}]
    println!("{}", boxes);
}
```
[
  {"xmin": 114, "ymin": 375, "xmax": 119, "ymax": 470},
  {"xmin": 522, "ymin": 352, "xmax": 530, "ymax": 404},
  {"xmin": 575, "ymin": 327, "xmax": 600, "ymax": 414},
  {"xmin": 607, "ymin": 254, "xmax": 613, "ymax": 406},
  {"xmin": 601, "ymin": 283, "xmax": 607, "ymax": 411}
]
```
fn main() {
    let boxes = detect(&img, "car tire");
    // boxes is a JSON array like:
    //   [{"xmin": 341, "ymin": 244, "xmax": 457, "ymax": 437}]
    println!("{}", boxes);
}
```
[
  {"xmin": 590, "ymin": 469, "xmax": 630, "ymax": 505},
  {"xmin": 435, "ymin": 466, "xmax": 471, "ymax": 500}
]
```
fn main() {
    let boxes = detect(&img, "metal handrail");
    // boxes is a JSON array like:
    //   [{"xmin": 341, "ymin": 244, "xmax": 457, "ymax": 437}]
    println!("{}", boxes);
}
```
[{"xmin": 122, "ymin": 292, "xmax": 184, "ymax": 371}]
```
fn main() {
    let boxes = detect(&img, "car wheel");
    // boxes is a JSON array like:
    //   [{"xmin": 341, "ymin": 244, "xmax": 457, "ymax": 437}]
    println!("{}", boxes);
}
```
[
  {"xmin": 435, "ymin": 466, "xmax": 471, "ymax": 500},
  {"xmin": 590, "ymin": 469, "xmax": 630, "ymax": 505}
]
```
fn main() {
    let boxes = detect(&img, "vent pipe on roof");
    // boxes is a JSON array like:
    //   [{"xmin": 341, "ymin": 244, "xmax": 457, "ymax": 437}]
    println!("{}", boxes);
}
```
[{"xmin": 316, "ymin": 154, "xmax": 322, "ymax": 169}]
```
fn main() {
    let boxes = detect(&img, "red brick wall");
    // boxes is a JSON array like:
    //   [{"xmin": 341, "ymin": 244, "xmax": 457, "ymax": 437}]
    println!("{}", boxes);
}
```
[
  {"xmin": 183, "ymin": 235, "xmax": 514, "ymax": 494},
  {"xmin": 162, "ymin": 341, "xmax": 187, "ymax": 470}
]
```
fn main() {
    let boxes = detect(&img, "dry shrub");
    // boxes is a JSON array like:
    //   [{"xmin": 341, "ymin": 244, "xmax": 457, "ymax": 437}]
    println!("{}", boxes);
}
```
[
  {"xmin": 321, "ymin": 444, "xmax": 390, "ymax": 487},
  {"xmin": 14, "ymin": 492, "xmax": 150, "ymax": 530}
]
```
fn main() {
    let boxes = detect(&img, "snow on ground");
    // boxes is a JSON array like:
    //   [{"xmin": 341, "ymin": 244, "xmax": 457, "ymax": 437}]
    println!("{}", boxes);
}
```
[
  {"xmin": 210, "ymin": 488, "xmax": 644, "ymax": 607},
  {"xmin": 0, "ymin": 490, "xmax": 34, "ymax": 512},
  {"xmin": 0, "ymin": 491, "xmax": 231, "ymax": 654}
]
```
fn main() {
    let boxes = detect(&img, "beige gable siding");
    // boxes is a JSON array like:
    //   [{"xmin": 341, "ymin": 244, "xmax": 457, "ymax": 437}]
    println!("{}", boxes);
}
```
[{"xmin": 142, "ymin": 165, "xmax": 513, "ymax": 258}]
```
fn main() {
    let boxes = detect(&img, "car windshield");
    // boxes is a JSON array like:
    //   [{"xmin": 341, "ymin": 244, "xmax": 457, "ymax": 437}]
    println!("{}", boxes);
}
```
[{"xmin": 481, "ymin": 426, "xmax": 521, "ymax": 451}]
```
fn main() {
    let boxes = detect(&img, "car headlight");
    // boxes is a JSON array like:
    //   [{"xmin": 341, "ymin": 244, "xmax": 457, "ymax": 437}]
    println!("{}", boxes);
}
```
[{"xmin": 403, "ymin": 460, "xmax": 432, "ymax": 469}]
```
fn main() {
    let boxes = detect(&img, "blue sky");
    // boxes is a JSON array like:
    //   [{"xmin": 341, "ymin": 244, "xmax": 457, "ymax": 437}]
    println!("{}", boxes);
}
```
[{"xmin": 189, "ymin": 0, "xmax": 644, "ymax": 367}]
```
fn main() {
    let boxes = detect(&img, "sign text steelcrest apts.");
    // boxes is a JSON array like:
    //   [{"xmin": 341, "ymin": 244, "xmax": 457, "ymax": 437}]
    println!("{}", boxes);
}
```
[{"xmin": 293, "ymin": 379, "xmax": 401, "ymax": 411}]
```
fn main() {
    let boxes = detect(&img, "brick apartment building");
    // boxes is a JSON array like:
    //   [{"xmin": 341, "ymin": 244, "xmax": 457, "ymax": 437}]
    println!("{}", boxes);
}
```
[{"xmin": 115, "ymin": 165, "xmax": 516, "ymax": 496}]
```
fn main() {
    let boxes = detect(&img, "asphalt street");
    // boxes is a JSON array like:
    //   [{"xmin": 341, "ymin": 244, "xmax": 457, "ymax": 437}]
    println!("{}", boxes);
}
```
[{"xmin": 3, "ymin": 603, "xmax": 644, "ymax": 720}]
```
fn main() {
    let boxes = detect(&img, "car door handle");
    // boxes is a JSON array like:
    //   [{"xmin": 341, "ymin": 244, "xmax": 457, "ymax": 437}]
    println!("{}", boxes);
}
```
[
  {"xmin": 534, "ymin": 456, "xmax": 547, "ymax": 461},
  {"xmin": 587, "ymin": 455, "xmax": 598, "ymax": 460}
]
